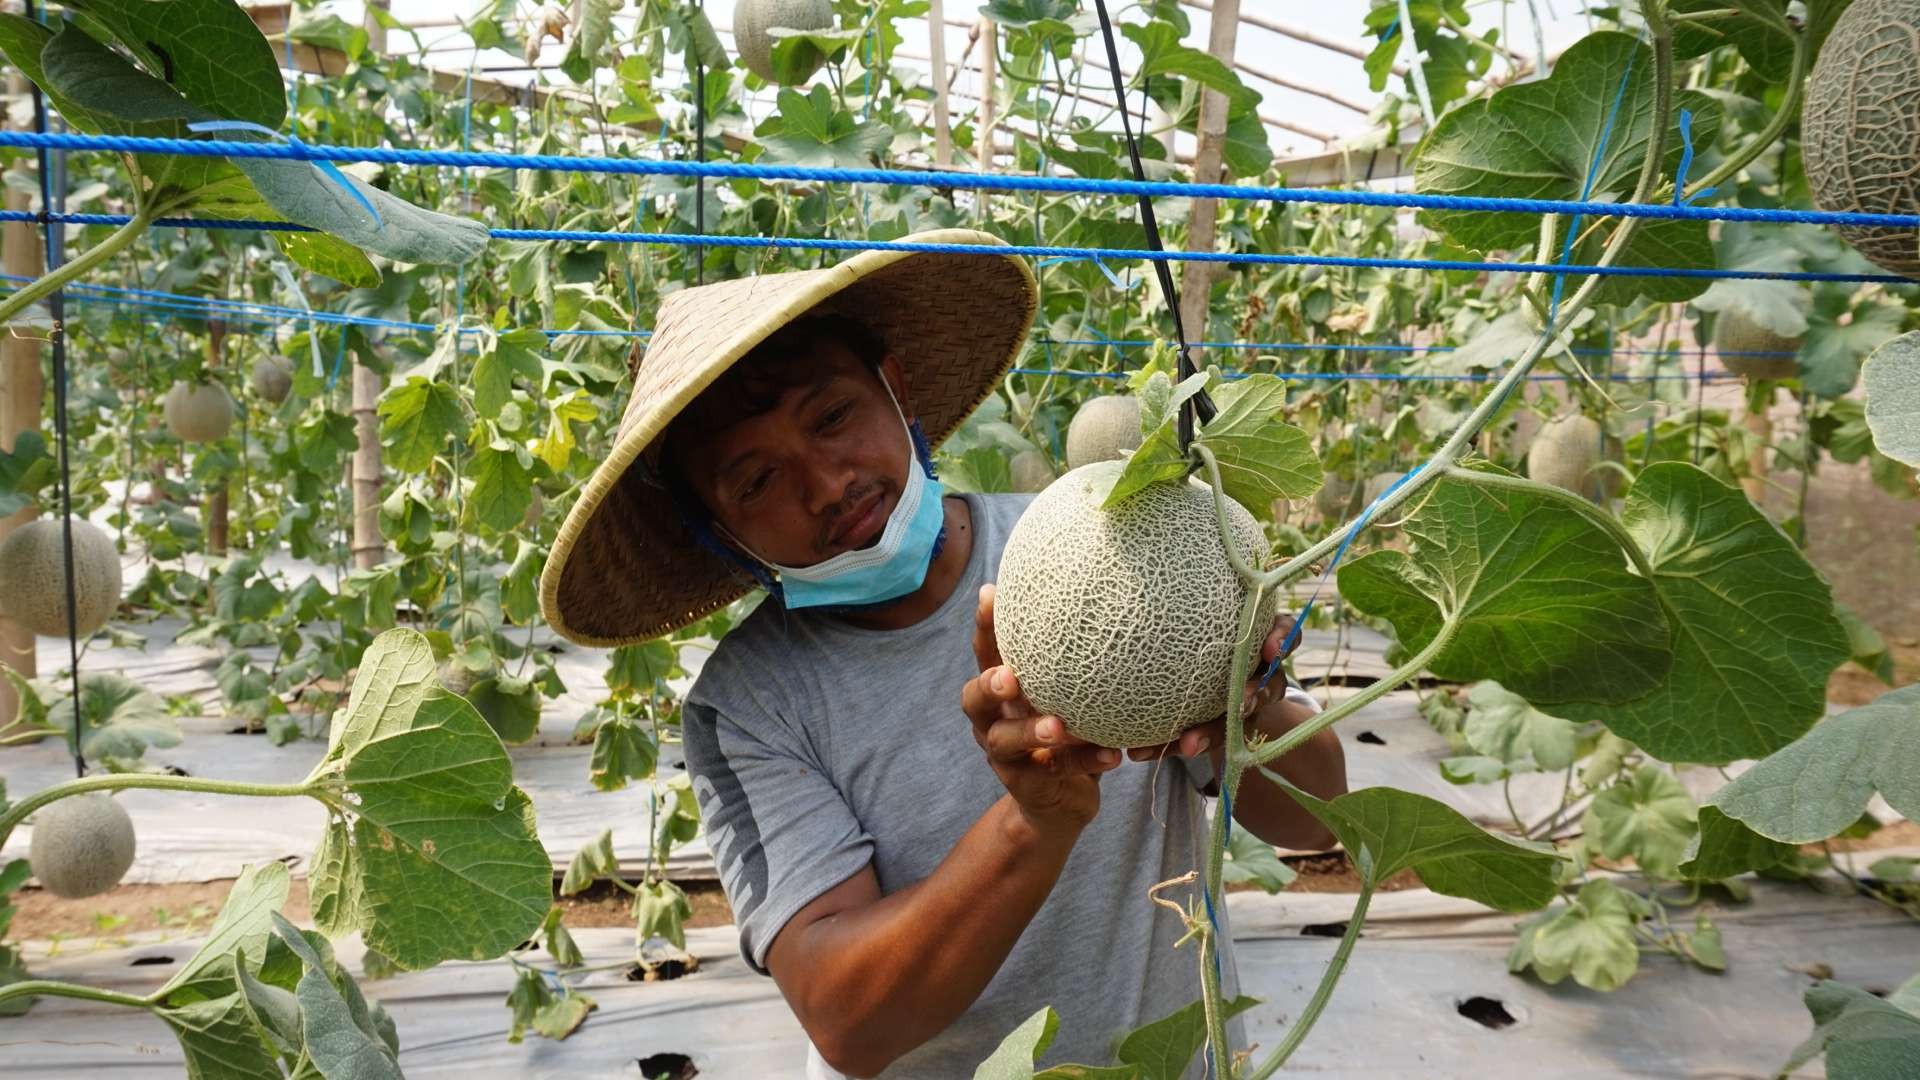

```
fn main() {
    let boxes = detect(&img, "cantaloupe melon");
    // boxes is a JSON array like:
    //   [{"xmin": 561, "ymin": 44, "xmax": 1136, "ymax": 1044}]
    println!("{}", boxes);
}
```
[
  {"xmin": 994, "ymin": 462, "xmax": 1276, "ymax": 749},
  {"xmin": 28, "ymin": 793, "xmax": 136, "ymax": 899},
  {"xmin": 1313, "ymin": 473, "xmax": 1356, "ymax": 519},
  {"xmin": 1009, "ymin": 449, "xmax": 1054, "ymax": 493},
  {"xmin": 1802, "ymin": 0, "xmax": 1920, "ymax": 280},
  {"xmin": 1063, "ymin": 395, "xmax": 1142, "ymax": 470},
  {"xmin": 733, "ymin": 0, "xmax": 835, "ymax": 83},
  {"xmin": 163, "ymin": 381, "xmax": 235, "ymax": 444},
  {"xmin": 1527, "ymin": 414, "xmax": 1618, "ymax": 499},
  {"xmin": 1713, "ymin": 311, "xmax": 1803, "ymax": 380},
  {"xmin": 251, "ymin": 356, "xmax": 294, "ymax": 404},
  {"xmin": 0, "ymin": 518, "xmax": 122, "ymax": 637}
]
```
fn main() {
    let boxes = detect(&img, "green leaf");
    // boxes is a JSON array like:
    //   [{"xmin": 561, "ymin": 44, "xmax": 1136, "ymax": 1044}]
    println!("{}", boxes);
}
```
[
  {"xmin": 1676, "ymin": 804, "xmax": 1793, "ymax": 880},
  {"xmin": 471, "ymin": 329, "xmax": 547, "ymax": 420},
  {"xmin": 468, "ymin": 443, "xmax": 534, "ymax": 533},
  {"xmin": 271, "ymin": 232, "xmax": 380, "ymax": 290},
  {"xmin": 64, "ymin": 0, "xmax": 285, "ymax": 127},
  {"xmin": 1509, "ymin": 878, "xmax": 1647, "ymax": 992},
  {"xmin": 0, "ymin": 15, "xmax": 117, "ymax": 135},
  {"xmin": 1115, "ymin": 995, "xmax": 1259, "ymax": 1080},
  {"xmin": 270, "ymin": 913, "xmax": 403, "ymax": 1079},
  {"xmin": 1279, "ymin": 783, "xmax": 1563, "ymax": 911},
  {"xmin": 540, "ymin": 906, "xmax": 584, "ymax": 968},
  {"xmin": 1220, "ymin": 830, "xmax": 1295, "ymax": 893},
  {"xmin": 606, "ymin": 640, "xmax": 677, "ymax": 696},
  {"xmin": 1221, "ymin": 111, "xmax": 1272, "ymax": 179},
  {"xmin": 307, "ymin": 816, "xmax": 365, "ymax": 939},
  {"xmin": 0, "ymin": 430, "xmax": 53, "ymax": 518},
  {"xmin": 46, "ymin": 671, "xmax": 182, "ymax": 763},
  {"xmin": 1863, "ymin": 332, "xmax": 1920, "ymax": 467},
  {"xmin": 767, "ymin": 28, "xmax": 861, "ymax": 86},
  {"xmin": 1193, "ymin": 374, "xmax": 1323, "ymax": 518},
  {"xmin": 1838, "ymin": 603, "xmax": 1898, "ymax": 685},
  {"xmin": 1779, "ymin": 980, "xmax": 1920, "ymax": 1080},
  {"xmin": 1707, "ymin": 685, "xmax": 1920, "ymax": 844},
  {"xmin": 1802, "ymin": 286, "xmax": 1905, "ymax": 398},
  {"xmin": 589, "ymin": 713, "xmax": 659, "ymax": 792},
  {"xmin": 377, "ymin": 377, "xmax": 467, "ymax": 473},
  {"xmin": 1592, "ymin": 217, "xmax": 1715, "ymax": 306},
  {"xmin": 1550, "ymin": 464, "xmax": 1852, "ymax": 764},
  {"xmin": 560, "ymin": 829, "xmax": 617, "ymax": 897},
  {"xmin": 1689, "ymin": 221, "xmax": 1813, "ymax": 338},
  {"xmin": 154, "ymin": 991, "xmax": 287, "ymax": 1079},
  {"xmin": 558, "ymin": 0, "xmax": 617, "ymax": 82},
  {"xmin": 1414, "ymin": 32, "xmax": 1719, "ymax": 253},
  {"xmin": 1122, "ymin": 22, "xmax": 1258, "ymax": 113},
  {"xmin": 975, "ymin": 1006, "xmax": 1061, "ymax": 1080},
  {"xmin": 946, "ymin": 446, "xmax": 1015, "ymax": 494},
  {"xmin": 760, "ymin": 85, "xmax": 892, "ymax": 169},
  {"xmin": 462, "ymin": 674, "xmax": 541, "ymax": 745},
  {"xmin": 632, "ymin": 878, "xmax": 692, "ymax": 950},
  {"xmin": 1582, "ymin": 765, "xmax": 1697, "ymax": 879},
  {"xmin": 156, "ymin": 862, "xmax": 291, "ymax": 1005},
  {"xmin": 1337, "ymin": 472, "xmax": 1670, "ymax": 707},
  {"xmin": 232, "ymin": 154, "xmax": 489, "ymax": 268},
  {"xmin": 1462, "ymin": 680, "xmax": 1578, "ymax": 772},
  {"xmin": 1669, "ymin": 0, "xmax": 1797, "ymax": 81},
  {"xmin": 286, "ymin": 10, "xmax": 369, "ymax": 61}
]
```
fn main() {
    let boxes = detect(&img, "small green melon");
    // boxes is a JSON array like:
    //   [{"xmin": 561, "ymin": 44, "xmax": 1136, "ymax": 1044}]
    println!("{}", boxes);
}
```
[
  {"xmin": 1713, "ymin": 311, "xmax": 1803, "ymax": 380},
  {"xmin": 1527, "ymin": 414, "xmax": 1618, "ymax": 499},
  {"xmin": 251, "ymin": 356, "xmax": 294, "ymax": 404},
  {"xmin": 164, "ymin": 381, "xmax": 235, "ymax": 444},
  {"xmin": 0, "ymin": 518, "xmax": 123, "ymax": 638},
  {"xmin": 28, "ymin": 793, "xmax": 136, "ymax": 899},
  {"xmin": 994, "ymin": 462, "xmax": 1276, "ymax": 749},
  {"xmin": 1063, "ymin": 395, "xmax": 1143, "ymax": 470},
  {"xmin": 1009, "ymin": 450, "xmax": 1055, "ymax": 493},
  {"xmin": 733, "ymin": 0, "xmax": 835, "ymax": 83}
]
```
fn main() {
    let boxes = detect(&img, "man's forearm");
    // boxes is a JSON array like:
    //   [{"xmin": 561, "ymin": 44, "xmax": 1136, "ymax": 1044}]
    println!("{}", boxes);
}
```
[
  {"xmin": 1211, "ymin": 701, "xmax": 1347, "ymax": 850},
  {"xmin": 789, "ymin": 794, "xmax": 1078, "ymax": 1075}
]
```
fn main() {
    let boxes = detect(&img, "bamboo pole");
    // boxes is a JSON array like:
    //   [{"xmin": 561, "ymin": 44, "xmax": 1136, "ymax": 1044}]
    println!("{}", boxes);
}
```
[
  {"xmin": 352, "ymin": 0, "xmax": 387, "ymax": 572},
  {"xmin": 928, "ymin": 0, "xmax": 951, "ymax": 166},
  {"xmin": 1177, "ymin": 0, "xmax": 1240, "ymax": 340},
  {"xmin": 0, "ymin": 71, "xmax": 42, "ymax": 729}
]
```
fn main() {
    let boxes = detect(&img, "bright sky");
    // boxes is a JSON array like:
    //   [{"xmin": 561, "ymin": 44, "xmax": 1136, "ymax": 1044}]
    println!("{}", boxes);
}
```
[{"xmin": 330, "ymin": 1, "xmax": 1602, "ymax": 158}]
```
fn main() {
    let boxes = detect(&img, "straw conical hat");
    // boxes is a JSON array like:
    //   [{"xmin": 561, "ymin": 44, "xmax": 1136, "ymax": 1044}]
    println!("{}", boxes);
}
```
[{"xmin": 541, "ymin": 229, "xmax": 1038, "ymax": 646}]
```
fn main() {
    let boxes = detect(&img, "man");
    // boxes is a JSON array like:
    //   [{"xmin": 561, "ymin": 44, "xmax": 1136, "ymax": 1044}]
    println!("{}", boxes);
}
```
[{"xmin": 541, "ymin": 230, "xmax": 1348, "ymax": 1078}]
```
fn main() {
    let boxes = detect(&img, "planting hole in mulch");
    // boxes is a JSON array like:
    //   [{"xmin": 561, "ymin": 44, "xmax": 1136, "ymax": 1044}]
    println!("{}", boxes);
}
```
[
  {"xmin": 1355, "ymin": 731, "xmax": 1387, "ymax": 745},
  {"xmin": 634, "ymin": 1052, "xmax": 698, "ymax": 1079},
  {"xmin": 130, "ymin": 955, "xmax": 174, "ymax": 966},
  {"xmin": 1457, "ymin": 996, "xmax": 1518, "ymax": 1029},
  {"xmin": 627, "ymin": 956, "xmax": 698, "ymax": 982},
  {"xmin": 1298, "ymin": 921, "xmax": 1354, "ymax": 938}
]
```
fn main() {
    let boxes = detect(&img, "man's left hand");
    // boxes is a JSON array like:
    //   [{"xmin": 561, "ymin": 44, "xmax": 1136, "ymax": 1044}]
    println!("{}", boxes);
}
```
[{"xmin": 1127, "ymin": 614, "xmax": 1303, "ymax": 763}]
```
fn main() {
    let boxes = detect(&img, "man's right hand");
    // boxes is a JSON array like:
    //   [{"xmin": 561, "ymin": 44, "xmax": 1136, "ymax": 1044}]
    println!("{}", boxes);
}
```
[{"xmin": 961, "ymin": 583, "xmax": 1120, "ymax": 838}]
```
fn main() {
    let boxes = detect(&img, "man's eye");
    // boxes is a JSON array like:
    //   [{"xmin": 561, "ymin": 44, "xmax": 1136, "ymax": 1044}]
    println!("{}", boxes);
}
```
[
  {"xmin": 819, "ymin": 403, "xmax": 852, "ymax": 430},
  {"xmin": 741, "ymin": 470, "xmax": 772, "ymax": 502}
]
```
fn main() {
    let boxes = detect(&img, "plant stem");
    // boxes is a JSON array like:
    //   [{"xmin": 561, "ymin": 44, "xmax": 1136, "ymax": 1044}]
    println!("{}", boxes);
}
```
[
  {"xmin": 1246, "ymin": 621, "xmax": 1460, "ymax": 770},
  {"xmin": 0, "ymin": 210, "xmax": 156, "ymax": 327},
  {"xmin": 0, "ymin": 772, "xmax": 312, "ymax": 849},
  {"xmin": 1242, "ymin": 871, "xmax": 1378, "ymax": 1080},
  {"xmin": 1685, "ymin": 24, "xmax": 1806, "ymax": 197},
  {"xmin": 0, "ymin": 979, "xmax": 154, "ymax": 1012}
]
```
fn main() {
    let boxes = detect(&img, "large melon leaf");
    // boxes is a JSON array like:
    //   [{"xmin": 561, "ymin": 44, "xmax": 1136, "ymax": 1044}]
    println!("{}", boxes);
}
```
[
  {"xmin": 1863, "ymin": 332, "xmax": 1920, "ymax": 466},
  {"xmin": 1550, "ymin": 464, "xmax": 1851, "ymax": 764},
  {"xmin": 1337, "ymin": 472, "xmax": 1671, "ymax": 706},
  {"xmin": 62, "ymin": 0, "xmax": 284, "ymax": 128}
]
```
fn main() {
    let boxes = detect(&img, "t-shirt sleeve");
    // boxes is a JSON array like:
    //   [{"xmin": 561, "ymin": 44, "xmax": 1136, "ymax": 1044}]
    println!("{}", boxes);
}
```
[{"xmin": 681, "ymin": 692, "xmax": 875, "ymax": 976}]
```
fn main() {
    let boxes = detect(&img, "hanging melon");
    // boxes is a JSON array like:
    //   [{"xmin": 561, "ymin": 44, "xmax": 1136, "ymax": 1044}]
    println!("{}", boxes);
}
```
[
  {"xmin": 1063, "ymin": 395, "xmax": 1142, "ymax": 470},
  {"xmin": 0, "ymin": 518, "xmax": 123, "ymax": 637},
  {"xmin": 994, "ymin": 462, "xmax": 1276, "ymax": 749},
  {"xmin": 27, "ymin": 794, "xmax": 137, "ymax": 899},
  {"xmin": 733, "ymin": 0, "xmax": 835, "ymax": 84},
  {"xmin": 1313, "ymin": 472, "xmax": 1356, "ymax": 519},
  {"xmin": 1009, "ymin": 450, "xmax": 1055, "ymax": 493},
  {"xmin": 1527, "ymin": 414, "xmax": 1619, "ymax": 500},
  {"xmin": 1713, "ymin": 312, "xmax": 1803, "ymax": 380},
  {"xmin": 1802, "ymin": 0, "xmax": 1920, "ymax": 280},
  {"xmin": 163, "ymin": 381, "xmax": 235, "ymax": 443},
  {"xmin": 250, "ymin": 356, "xmax": 294, "ymax": 404}
]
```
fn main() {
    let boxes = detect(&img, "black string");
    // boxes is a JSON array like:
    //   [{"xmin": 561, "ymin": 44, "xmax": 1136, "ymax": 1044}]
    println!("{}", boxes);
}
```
[
  {"xmin": 1089, "ymin": 0, "xmax": 1214, "ymax": 450},
  {"xmin": 24, "ymin": 0, "xmax": 85, "ymax": 779}
]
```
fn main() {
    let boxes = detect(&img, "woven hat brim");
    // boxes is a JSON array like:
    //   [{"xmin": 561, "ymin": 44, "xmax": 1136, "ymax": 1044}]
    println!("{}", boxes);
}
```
[{"xmin": 541, "ymin": 230, "xmax": 1038, "ymax": 647}]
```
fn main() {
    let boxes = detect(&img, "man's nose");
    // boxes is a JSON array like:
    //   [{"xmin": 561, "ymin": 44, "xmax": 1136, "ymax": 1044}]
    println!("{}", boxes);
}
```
[{"xmin": 802, "ymin": 456, "xmax": 858, "ymax": 518}]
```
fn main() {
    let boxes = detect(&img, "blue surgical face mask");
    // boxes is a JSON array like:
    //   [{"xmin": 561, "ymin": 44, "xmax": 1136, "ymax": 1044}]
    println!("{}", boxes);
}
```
[{"xmin": 719, "ymin": 381, "xmax": 947, "ymax": 610}]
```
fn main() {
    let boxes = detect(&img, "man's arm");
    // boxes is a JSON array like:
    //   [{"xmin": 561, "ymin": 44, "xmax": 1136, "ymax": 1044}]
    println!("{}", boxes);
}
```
[
  {"xmin": 1215, "ymin": 692, "xmax": 1346, "ymax": 850},
  {"xmin": 766, "ymin": 794, "xmax": 1076, "ymax": 1077}
]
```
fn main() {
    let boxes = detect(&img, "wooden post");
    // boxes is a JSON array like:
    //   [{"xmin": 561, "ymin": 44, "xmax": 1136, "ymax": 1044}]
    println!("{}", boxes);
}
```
[
  {"xmin": 977, "ymin": 20, "xmax": 996, "ymax": 173},
  {"xmin": 928, "ymin": 0, "xmax": 951, "ymax": 167},
  {"xmin": 1177, "ymin": 0, "xmax": 1240, "ymax": 341},
  {"xmin": 0, "ymin": 71, "xmax": 44, "ymax": 728},
  {"xmin": 348, "ymin": 0, "xmax": 389, "ymax": 573},
  {"xmin": 203, "ymin": 320, "xmax": 229, "ymax": 556}
]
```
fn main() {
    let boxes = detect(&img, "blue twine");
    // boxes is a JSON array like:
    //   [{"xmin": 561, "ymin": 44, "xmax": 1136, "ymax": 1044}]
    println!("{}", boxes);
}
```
[
  {"xmin": 1007, "ymin": 366, "xmax": 1740, "ymax": 383},
  {"xmin": 1673, "ymin": 109, "xmax": 1716, "ymax": 207},
  {"xmin": 6, "ymin": 213, "xmax": 1904, "ymax": 286},
  {"xmin": 1, "ymin": 130, "xmax": 1916, "ymax": 229}
]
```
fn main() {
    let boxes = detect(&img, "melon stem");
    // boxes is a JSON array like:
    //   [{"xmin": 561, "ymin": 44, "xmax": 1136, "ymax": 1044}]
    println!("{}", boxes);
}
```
[
  {"xmin": 0, "ymin": 978, "xmax": 154, "ymax": 1012},
  {"xmin": 0, "ymin": 772, "xmax": 314, "ymax": 851},
  {"xmin": 1242, "ymin": 870, "xmax": 1378, "ymax": 1079}
]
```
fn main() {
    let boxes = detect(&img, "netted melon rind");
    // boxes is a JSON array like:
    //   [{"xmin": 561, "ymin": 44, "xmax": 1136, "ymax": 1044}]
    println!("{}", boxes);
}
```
[
  {"xmin": 1527, "ymin": 414, "xmax": 1612, "ymax": 497},
  {"xmin": 1063, "ymin": 395, "xmax": 1143, "ymax": 469},
  {"xmin": 0, "ymin": 518, "xmax": 123, "ymax": 638},
  {"xmin": 251, "ymin": 356, "xmax": 294, "ymax": 404},
  {"xmin": 732, "ymin": 0, "xmax": 835, "ymax": 83},
  {"xmin": 1803, "ymin": 0, "xmax": 1920, "ymax": 280},
  {"xmin": 163, "ymin": 381, "xmax": 236, "ymax": 443},
  {"xmin": 1009, "ymin": 449, "xmax": 1055, "ymax": 493},
  {"xmin": 995, "ymin": 461, "xmax": 1277, "ymax": 749},
  {"xmin": 1713, "ymin": 311, "xmax": 1804, "ymax": 380},
  {"xmin": 28, "ymin": 793, "xmax": 137, "ymax": 899}
]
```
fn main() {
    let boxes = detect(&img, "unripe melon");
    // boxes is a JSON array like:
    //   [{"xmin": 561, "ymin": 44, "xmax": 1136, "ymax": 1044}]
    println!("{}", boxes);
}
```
[
  {"xmin": 1802, "ymin": 0, "xmax": 1920, "ymax": 280},
  {"xmin": 163, "ymin": 381, "xmax": 235, "ymax": 443},
  {"xmin": 28, "ymin": 794, "xmax": 136, "ymax": 899},
  {"xmin": 1713, "ymin": 312, "xmax": 1803, "ymax": 380},
  {"xmin": 1527, "ymin": 415, "xmax": 1616, "ymax": 499},
  {"xmin": 251, "ymin": 356, "xmax": 294, "ymax": 404},
  {"xmin": 994, "ymin": 462, "xmax": 1277, "ymax": 749},
  {"xmin": 733, "ymin": 0, "xmax": 835, "ymax": 83},
  {"xmin": 0, "ymin": 519, "xmax": 123, "ymax": 637},
  {"xmin": 1364, "ymin": 470, "xmax": 1407, "ymax": 504},
  {"xmin": 1064, "ymin": 395, "xmax": 1142, "ymax": 469},
  {"xmin": 1313, "ymin": 473, "xmax": 1356, "ymax": 519},
  {"xmin": 1010, "ymin": 450, "xmax": 1054, "ymax": 493}
]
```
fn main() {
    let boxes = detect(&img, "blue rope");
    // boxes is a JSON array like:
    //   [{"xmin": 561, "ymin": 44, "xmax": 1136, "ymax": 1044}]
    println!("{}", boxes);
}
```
[
  {"xmin": 1, "ymin": 129, "xmax": 1916, "ymax": 229},
  {"xmin": 1039, "ymin": 337, "xmax": 1792, "ymax": 359},
  {"xmin": 5, "ymin": 214, "xmax": 1904, "ymax": 286},
  {"xmin": 1008, "ymin": 367, "xmax": 1741, "ymax": 383}
]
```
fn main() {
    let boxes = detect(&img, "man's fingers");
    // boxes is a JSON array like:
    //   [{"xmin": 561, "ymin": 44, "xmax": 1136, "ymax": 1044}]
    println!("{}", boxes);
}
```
[
  {"xmin": 986, "ymin": 711, "xmax": 1097, "ymax": 763},
  {"xmin": 962, "ymin": 666, "xmax": 1023, "ymax": 737},
  {"xmin": 1128, "ymin": 720, "xmax": 1224, "ymax": 762},
  {"xmin": 972, "ymin": 584, "xmax": 1005, "ymax": 672}
]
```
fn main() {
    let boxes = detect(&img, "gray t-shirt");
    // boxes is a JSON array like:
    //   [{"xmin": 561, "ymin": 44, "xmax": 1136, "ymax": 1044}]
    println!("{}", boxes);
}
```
[{"xmin": 681, "ymin": 492, "xmax": 1245, "ymax": 1078}]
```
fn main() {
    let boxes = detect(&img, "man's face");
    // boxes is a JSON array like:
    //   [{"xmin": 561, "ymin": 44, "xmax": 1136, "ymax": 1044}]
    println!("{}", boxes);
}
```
[{"xmin": 679, "ymin": 342, "xmax": 915, "ymax": 569}]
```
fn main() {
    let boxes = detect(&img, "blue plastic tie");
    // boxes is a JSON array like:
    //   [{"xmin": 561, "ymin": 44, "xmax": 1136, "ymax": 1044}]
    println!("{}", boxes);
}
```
[{"xmin": 1673, "ymin": 109, "xmax": 1717, "ymax": 207}]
